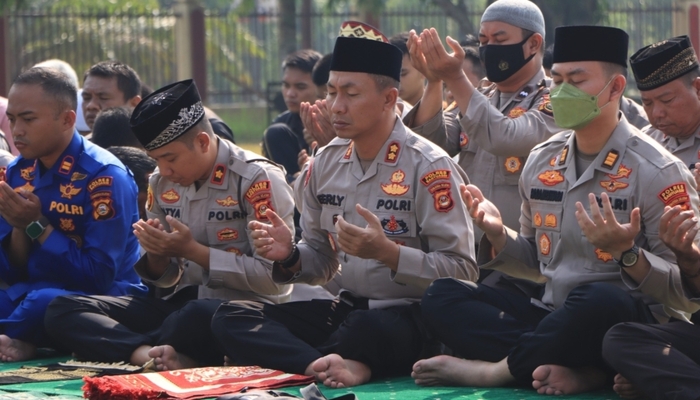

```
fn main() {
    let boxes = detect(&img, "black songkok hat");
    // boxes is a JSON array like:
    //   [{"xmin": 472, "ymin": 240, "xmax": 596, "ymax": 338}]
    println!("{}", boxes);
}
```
[
  {"xmin": 330, "ymin": 21, "xmax": 403, "ymax": 82},
  {"xmin": 130, "ymin": 79, "xmax": 205, "ymax": 151},
  {"xmin": 630, "ymin": 35, "xmax": 699, "ymax": 91},
  {"xmin": 553, "ymin": 26, "xmax": 629, "ymax": 68}
]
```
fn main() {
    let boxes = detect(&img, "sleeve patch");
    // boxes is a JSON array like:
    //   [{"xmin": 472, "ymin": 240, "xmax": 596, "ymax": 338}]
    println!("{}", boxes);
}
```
[
  {"xmin": 92, "ymin": 193, "xmax": 116, "ymax": 221},
  {"xmin": 538, "ymin": 94, "xmax": 553, "ymax": 116},
  {"xmin": 428, "ymin": 182, "xmax": 454, "ymax": 212},
  {"xmin": 420, "ymin": 170, "xmax": 451, "ymax": 186},
  {"xmin": 88, "ymin": 176, "xmax": 113, "ymax": 192},
  {"xmin": 658, "ymin": 183, "xmax": 690, "ymax": 209}
]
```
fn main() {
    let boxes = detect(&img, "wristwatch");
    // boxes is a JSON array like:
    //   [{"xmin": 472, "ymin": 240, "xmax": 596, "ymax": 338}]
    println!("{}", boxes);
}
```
[
  {"xmin": 25, "ymin": 216, "xmax": 50, "ymax": 240},
  {"xmin": 615, "ymin": 245, "xmax": 640, "ymax": 268}
]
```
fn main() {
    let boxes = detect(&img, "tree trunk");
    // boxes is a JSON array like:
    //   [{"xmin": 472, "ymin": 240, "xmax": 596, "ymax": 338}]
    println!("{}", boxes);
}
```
[
  {"xmin": 430, "ymin": 0, "xmax": 475, "ymax": 38},
  {"xmin": 278, "ymin": 0, "xmax": 297, "ymax": 60}
]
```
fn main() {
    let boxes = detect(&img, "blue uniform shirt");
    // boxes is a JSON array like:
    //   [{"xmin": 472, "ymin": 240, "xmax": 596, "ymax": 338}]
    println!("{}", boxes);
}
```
[{"xmin": 0, "ymin": 132, "xmax": 146, "ymax": 300}]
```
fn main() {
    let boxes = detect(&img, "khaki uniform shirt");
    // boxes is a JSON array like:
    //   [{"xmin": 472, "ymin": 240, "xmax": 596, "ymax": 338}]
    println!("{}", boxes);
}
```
[
  {"xmin": 646, "ymin": 125, "xmax": 700, "ymax": 169},
  {"xmin": 283, "ymin": 118, "xmax": 477, "ymax": 309},
  {"xmin": 621, "ymin": 96, "xmax": 649, "ymax": 130},
  {"xmin": 407, "ymin": 70, "xmax": 563, "ymax": 237},
  {"xmin": 479, "ymin": 116, "xmax": 700, "ymax": 321},
  {"xmin": 135, "ymin": 139, "xmax": 295, "ymax": 304}
]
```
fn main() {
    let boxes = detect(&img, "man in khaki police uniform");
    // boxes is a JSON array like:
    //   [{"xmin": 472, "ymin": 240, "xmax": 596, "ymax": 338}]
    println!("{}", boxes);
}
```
[
  {"xmin": 601, "ymin": 35, "xmax": 700, "ymax": 399},
  {"xmin": 211, "ymin": 21, "xmax": 477, "ymax": 389},
  {"xmin": 630, "ymin": 35, "xmax": 700, "ymax": 170},
  {"xmin": 411, "ymin": 26, "xmax": 700, "ymax": 395},
  {"xmin": 46, "ymin": 79, "xmax": 295, "ymax": 371},
  {"xmin": 405, "ymin": 0, "xmax": 562, "ymax": 240}
]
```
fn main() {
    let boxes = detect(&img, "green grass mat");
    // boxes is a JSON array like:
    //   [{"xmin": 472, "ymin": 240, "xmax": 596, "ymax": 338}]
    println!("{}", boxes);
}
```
[{"xmin": 0, "ymin": 358, "xmax": 618, "ymax": 399}]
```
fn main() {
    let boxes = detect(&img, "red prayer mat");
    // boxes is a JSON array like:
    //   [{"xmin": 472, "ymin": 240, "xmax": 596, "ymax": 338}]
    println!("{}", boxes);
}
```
[{"xmin": 82, "ymin": 365, "xmax": 315, "ymax": 400}]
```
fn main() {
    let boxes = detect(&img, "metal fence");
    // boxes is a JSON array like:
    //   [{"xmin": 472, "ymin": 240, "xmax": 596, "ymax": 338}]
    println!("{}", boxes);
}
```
[{"xmin": 3, "ymin": 0, "xmax": 682, "ymax": 107}]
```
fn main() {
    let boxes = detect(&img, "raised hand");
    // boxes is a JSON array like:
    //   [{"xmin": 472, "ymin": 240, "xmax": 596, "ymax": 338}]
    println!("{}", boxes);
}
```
[
  {"xmin": 659, "ymin": 205, "xmax": 700, "ymax": 262},
  {"xmin": 133, "ymin": 216, "xmax": 195, "ymax": 258},
  {"xmin": 301, "ymin": 100, "xmax": 335, "ymax": 147},
  {"xmin": 575, "ymin": 192, "xmax": 640, "ymax": 256},
  {"xmin": 0, "ymin": 182, "xmax": 43, "ymax": 229},
  {"xmin": 408, "ymin": 29, "xmax": 440, "ymax": 83},
  {"xmin": 418, "ymin": 28, "xmax": 466, "ymax": 84},
  {"xmin": 248, "ymin": 209, "xmax": 294, "ymax": 261},
  {"xmin": 336, "ymin": 204, "xmax": 397, "ymax": 264}
]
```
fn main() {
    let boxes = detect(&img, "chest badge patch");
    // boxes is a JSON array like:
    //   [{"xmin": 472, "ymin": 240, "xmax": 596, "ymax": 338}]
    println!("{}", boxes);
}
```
[
  {"xmin": 59, "ymin": 218, "xmax": 75, "ymax": 232},
  {"xmin": 533, "ymin": 212, "xmax": 542, "ymax": 227},
  {"xmin": 71, "ymin": 172, "xmax": 88, "ymax": 181},
  {"xmin": 217, "ymin": 228, "xmax": 238, "ymax": 241},
  {"xmin": 504, "ymin": 157, "xmax": 522, "ymax": 173},
  {"xmin": 508, "ymin": 107, "xmax": 526, "ymax": 119},
  {"xmin": 60, "ymin": 183, "xmax": 82, "ymax": 199},
  {"xmin": 381, "ymin": 170, "xmax": 410, "ymax": 196},
  {"xmin": 600, "ymin": 180, "xmax": 629, "ymax": 192},
  {"xmin": 20, "ymin": 166, "xmax": 34, "ymax": 181},
  {"xmin": 216, "ymin": 196, "xmax": 239, "ymax": 207},
  {"xmin": 544, "ymin": 214, "xmax": 557, "ymax": 228},
  {"xmin": 381, "ymin": 215, "xmax": 409, "ymax": 235},
  {"xmin": 14, "ymin": 182, "xmax": 34, "ymax": 194},
  {"xmin": 161, "ymin": 189, "xmax": 180, "ymax": 204},
  {"xmin": 538, "ymin": 170, "xmax": 564, "ymax": 186},
  {"xmin": 607, "ymin": 164, "xmax": 632, "ymax": 180},
  {"xmin": 460, "ymin": 132, "xmax": 468, "ymax": 148},
  {"xmin": 595, "ymin": 248, "xmax": 613, "ymax": 263},
  {"xmin": 539, "ymin": 233, "xmax": 551, "ymax": 256}
]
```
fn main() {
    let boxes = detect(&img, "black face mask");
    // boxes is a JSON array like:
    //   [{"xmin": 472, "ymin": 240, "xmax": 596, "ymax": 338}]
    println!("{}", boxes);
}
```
[{"xmin": 479, "ymin": 35, "xmax": 535, "ymax": 83}]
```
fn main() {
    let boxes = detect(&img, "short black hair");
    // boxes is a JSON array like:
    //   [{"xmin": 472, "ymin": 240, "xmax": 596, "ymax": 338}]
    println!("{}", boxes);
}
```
[
  {"xmin": 370, "ymin": 74, "xmax": 400, "ymax": 91},
  {"xmin": 389, "ymin": 32, "xmax": 410, "ymax": 56},
  {"xmin": 463, "ymin": 46, "xmax": 485, "ymax": 80},
  {"xmin": 13, "ymin": 67, "xmax": 78, "ymax": 113},
  {"xmin": 84, "ymin": 61, "xmax": 142, "ymax": 101},
  {"xmin": 140, "ymin": 82, "xmax": 154, "ymax": 99},
  {"xmin": 91, "ymin": 106, "xmax": 143, "ymax": 149},
  {"xmin": 176, "ymin": 117, "xmax": 214, "ymax": 150},
  {"xmin": 312, "ymin": 53, "xmax": 333, "ymax": 87},
  {"xmin": 106, "ymin": 146, "xmax": 156, "ymax": 193},
  {"xmin": 603, "ymin": 62, "xmax": 628, "ymax": 81},
  {"xmin": 461, "ymin": 33, "xmax": 479, "ymax": 47},
  {"xmin": 282, "ymin": 49, "xmax": 322, "ymax": 74}
]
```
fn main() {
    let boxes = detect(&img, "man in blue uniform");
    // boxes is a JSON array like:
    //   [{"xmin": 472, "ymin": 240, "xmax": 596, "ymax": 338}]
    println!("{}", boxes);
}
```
[{"xmin": 0, "ymin": 67, "xmax": 146, "ymax": 361}]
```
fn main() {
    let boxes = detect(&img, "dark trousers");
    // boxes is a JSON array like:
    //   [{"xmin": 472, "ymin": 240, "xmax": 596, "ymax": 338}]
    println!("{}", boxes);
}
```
[
  {"xmin": 211, "ymin": 299, "xmax": 433, "ymax": 378},
  {"xmin": 45, "ymin": 291, "xmax": 225, "ymax": 366},
  {"xmin": 603, "ymin": 321, "xmax": 700, "ymax": 400},
  {"xmin": 421, "ymin": 278, "xmax": 655, "ymax": 385}
]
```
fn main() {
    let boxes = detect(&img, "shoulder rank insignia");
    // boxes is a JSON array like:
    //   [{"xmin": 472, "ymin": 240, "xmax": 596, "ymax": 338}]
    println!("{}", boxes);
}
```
[
  {"xmin": 343, "ymin": 142, "xmax": 354, "ymax": 160},
  {"xmin": 211, "ymin": 164, "xmax": 226, "ymax": 185},
  {"xmin": 58, "ymin": 156, "xmax": 74, "ymax": 175},
  {"xmin": 559, "ymin": 145, "xmax": 569, "ymax": 166},
  {"xmin": 601, "ymin": 150, "xmax": 619, "ymax": 170},
  {"xmin": 385, "ymin": 141, "xmax": 400, "ymax": 163},
  {"xmin": 538, "ymin": 170, "xmax": 564, "ymax": 186},
  {"xmin": 60, "ymin": 183, "xmax": 82, "ymax": 199},
  {"xmin": 381, "ymin": 170, "xmax": 410, "ymax": 196}
]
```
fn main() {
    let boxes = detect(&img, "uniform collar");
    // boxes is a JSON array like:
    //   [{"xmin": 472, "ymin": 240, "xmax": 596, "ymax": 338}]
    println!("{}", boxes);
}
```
[
  {"xmin": 32, "ymin": 131, "xmax": 83, "ymax": 190},
  {"xmin": 559, "ymin": 113, "xmax": 634, "ymax": 189},
  {"xmin": 339, "ymin": 117, "xmax": 408, "ymax": 182},
  {"xmin": 489, "ymin": 68, "xmax": 547, "ymax": 111}
]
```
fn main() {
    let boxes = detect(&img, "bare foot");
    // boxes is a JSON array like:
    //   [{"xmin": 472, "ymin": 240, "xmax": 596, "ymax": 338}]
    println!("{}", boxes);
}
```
[
  {"xmin": 412, "ymin": 355, "xmax": 514, "ymax": 387},
  {"xmin": 147, "ymin": 345, "xmax": 198, "ymax": 371},
  {"xmin": 532, "ymin": 365, "xmax": 606, "ymax": 395},
  {"xmin": 0, "ymin": 335, "xmax": 36, "ymax": 362},
  {"xmin": 613, "ymin": 374, "xmax": 645, "ymax": 399},
  {"xmin": 309, "ymin": 354, "xmax": 371, "ymax": 388}
]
